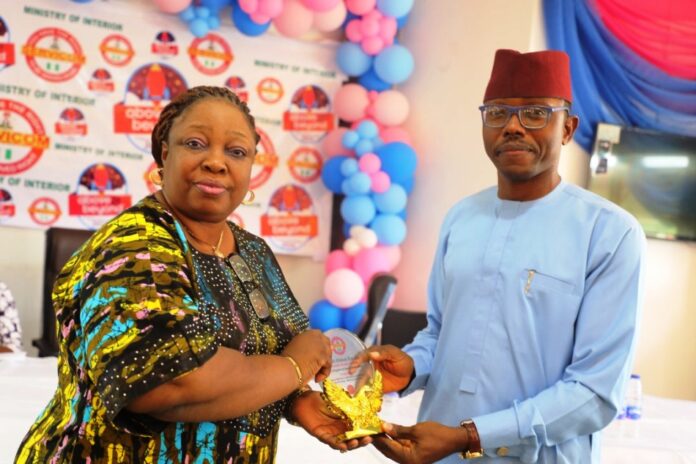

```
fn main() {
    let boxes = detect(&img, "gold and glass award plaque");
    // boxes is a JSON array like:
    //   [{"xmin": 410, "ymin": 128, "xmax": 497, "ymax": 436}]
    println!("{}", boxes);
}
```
[{"xmin": 322, "ymin": 328, "xmax": 384, "ymax": 441}]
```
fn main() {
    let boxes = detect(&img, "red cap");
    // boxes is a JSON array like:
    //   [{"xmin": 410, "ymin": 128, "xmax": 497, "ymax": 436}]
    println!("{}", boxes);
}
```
[{"xmin": 483, "ymin": 49, "xmax": 573, "ymax": 103}]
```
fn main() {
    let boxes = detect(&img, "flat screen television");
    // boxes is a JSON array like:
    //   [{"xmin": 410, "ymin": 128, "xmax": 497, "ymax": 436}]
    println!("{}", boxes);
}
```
[{"xmin": 587, "ymin": 123, "xmax": 696, "ymax": 241}]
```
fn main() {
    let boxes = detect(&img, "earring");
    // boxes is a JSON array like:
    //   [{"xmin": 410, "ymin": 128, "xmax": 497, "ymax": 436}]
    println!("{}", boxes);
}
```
[
  {"xmin": 148, "ymin": 168, "xmax": 163, "ymax": 186},
  {"xmin": 242, "ymin": 190, "xmax": 255, "ymax": 205}
]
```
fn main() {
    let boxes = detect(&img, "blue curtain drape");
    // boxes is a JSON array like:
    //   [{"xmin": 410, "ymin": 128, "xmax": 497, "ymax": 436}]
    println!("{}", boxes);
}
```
[{"xmin": 543, "ymin": 0, "xmax": 696, "ymax": 152}]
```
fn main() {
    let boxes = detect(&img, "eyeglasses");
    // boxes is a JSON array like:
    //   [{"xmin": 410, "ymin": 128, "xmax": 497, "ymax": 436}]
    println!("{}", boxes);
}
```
[
  {"xmin": 226, "ymin": 254, "xmax": 271, "ymax": 320},
  {"xmin": 478, "ymin": 104, "xmax": 569, "ymax": 129}
]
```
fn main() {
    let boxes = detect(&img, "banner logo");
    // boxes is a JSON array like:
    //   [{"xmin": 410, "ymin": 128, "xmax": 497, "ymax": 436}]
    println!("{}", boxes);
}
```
[
  {"xmin": 287, "ymin": 146, "xmax": 322, "ymax": 183},
  {"xmin": 55, "ymin": 107, "xmax": 88, "ymax": 138},
  {"xmin": 28, "ymin": 196, "xmax": 61, "ymax": 226},
  {"xmin": 261, "ymin": 184, "xmax": 318, "ymax": 251},
  {"xmin": 225, "ymin": 75, "xmax": 248, "ymax": 103},
  {"xmin": 151, "ymin": 31, "xmax": 178, "ymax": 59},
  {"xmin": 283, "ymin": 85, "xmax": 334, "ymax": 143},
  {"xmin": 22, "ymin": 27, "xmax": 85, "ymax": 82},
  {"xmin": 0, "ymin": 17, "xmax": 16, "ymax": 71},
  {"xmin": 249, "ymin": 127, "xmax": 278, "ymax": 190},
  {"xmin": 88, "ymin": 68, "xmax": 115, "ymax": 94},
  {"xmin": 113, "ymin": 62, "xmax": 188, "ymax": 153},
  {"xmin": 188, "ymin": 33, "xmax": 233, "ymax": 76},
  {"xmin": 256, "ymin": 77, "xmax": 283, "ymax": 104},
  {"xmin": 69, "ymin": 163, "xmax": 131, "ymax": 229},
  {"xmin": 0, "ymin": 98, "xmax": 50, "ymax": 175},
  {"xmin": 99, "ymin": 34, "xmax": 135, "ymax": 67},
  {"xmin": 0, "ymin": 189, "xmax": 15, "ymax": 224}
]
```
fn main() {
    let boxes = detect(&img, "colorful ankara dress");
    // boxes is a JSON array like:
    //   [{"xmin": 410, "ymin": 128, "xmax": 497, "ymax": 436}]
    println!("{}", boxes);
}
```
[{"xmin": 16, "ymin": 195, "xmax": 308, "ymax": 463}]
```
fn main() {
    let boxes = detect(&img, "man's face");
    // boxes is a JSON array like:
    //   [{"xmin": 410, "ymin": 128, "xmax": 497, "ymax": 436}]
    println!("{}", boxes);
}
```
[{"xmin": 482, "ymin": 97, "xmax": 578, "ymax": 183}]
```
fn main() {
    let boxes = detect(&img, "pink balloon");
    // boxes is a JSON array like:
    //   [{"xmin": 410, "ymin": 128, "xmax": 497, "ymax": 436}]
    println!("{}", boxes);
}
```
[
  {"xmin": 358, "ymin": 153, "xmax": 381, "ymax": 174},
  {"xmin": 362, "ymin": 36, "xmax": 385, "ymax": 55},
  {"xmin": 370, "ymin": 171, "xmax": 391, "ymax": 193},
  {"xmin": 379, "ymin": 245, "xmax": 401, "ymax": 270},
  {"xmin": 325, "ymin": 249, "xmax": 353, "ymax": 274},
  {"xmin": 361, "ymin": 15, "xmax": 380, "ymax": 36},
  {"xmin": 372, "ymin": 90, "xmax": 410, "ymax": 126},
  {"xmin": 313, "ymin": 1, "xmax": 347, "ymax": 32},
  {"xmin": 333, "ymin": 84, "xmax": 369, "ymax": 122},
  {"xmin": 324, "ymin": 269, "xmax": 365, "ymax": 308},
  {"xmin": 345, "ymin": 0, "xmax": 376, "ymax": 15},
  {"xmin": 153, "ymin": 0, "xmax": 192, "ymax": 13},
  {"xmin": 273, "ymin": 0, "xmax": 313, "ymax": 38},
  {"xmin": 379, "ymin": 126, "xmax": 412, "ymax": 145},
  {"xmin": 321, "ymin": 128, "xmax": 353, "ymax": 157},
  {"xmin": 239, "ymin": 0, "xmax": 259, "ymax": 14},
  {"xmin": 345, "ymin": 20, "xmax": 363, "ymax": 42},
  {"xmin": 300, "ymin": 0, "xmax": 340, "ymax": 12},
  {"xmin": 379, "ymin": 17, "xmax": 398, "ymax": 41},
  {"xmin": 353, "ymin": 247, "xmax": 391, "ymax": 283}
]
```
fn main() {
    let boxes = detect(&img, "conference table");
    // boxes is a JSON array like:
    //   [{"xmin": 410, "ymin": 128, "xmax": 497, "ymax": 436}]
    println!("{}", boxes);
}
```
[{"xmin": 2, "ymin": 354, "xmax": 695, "ymax": 463}]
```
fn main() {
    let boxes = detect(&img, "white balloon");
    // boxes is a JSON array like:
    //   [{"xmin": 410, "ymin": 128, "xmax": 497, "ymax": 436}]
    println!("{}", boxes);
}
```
[{"xmin": 343, "ymin": 238, "xmax": 362, "ymax": 256}]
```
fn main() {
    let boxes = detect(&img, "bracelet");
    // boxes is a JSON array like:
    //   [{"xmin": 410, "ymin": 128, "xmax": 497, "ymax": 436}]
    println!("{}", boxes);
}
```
[{"xmin": 284, "ymin": 355, "xmax": 304, "ymax": 390}]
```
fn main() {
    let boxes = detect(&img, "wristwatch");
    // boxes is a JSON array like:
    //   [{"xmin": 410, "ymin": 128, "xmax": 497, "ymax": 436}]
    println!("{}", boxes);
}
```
[{"xmin": 459, "ymin": 419, "xmax": 484, "ymax": 459}]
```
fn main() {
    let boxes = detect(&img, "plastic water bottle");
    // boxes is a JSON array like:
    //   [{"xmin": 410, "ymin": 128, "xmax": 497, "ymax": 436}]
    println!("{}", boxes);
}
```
[{"xmin": 625, "ymin": 374, "xmax": 642, "ymax": 420}]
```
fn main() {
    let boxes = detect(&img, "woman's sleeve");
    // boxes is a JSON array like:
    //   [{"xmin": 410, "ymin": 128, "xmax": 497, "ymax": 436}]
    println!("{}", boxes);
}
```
[{"xmin": 77, "ymin": 216, "xmax": 219, "ymax": 434}]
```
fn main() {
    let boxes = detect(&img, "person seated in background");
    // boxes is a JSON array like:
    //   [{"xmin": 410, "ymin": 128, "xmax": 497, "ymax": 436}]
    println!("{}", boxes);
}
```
[
  {"xmin": 16, "ymin": 86, "xmax": 369, "ymax": 463},
  {"xmin": 0, "ymin": 280, "xmax": 23, "ymax": 353},
  {"xmin": 367, "ymin": 50, "xmax": 645, "ymax": 463}
]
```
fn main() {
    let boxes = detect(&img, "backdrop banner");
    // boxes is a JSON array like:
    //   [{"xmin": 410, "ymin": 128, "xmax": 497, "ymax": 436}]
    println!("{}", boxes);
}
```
[{"xmin": 0, "ymin": 0, "xmax": 344, "ymax": 258}]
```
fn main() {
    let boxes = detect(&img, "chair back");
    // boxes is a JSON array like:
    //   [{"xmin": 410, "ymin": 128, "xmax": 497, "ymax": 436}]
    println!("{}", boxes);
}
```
[
  {"xmin": 33, "ymin": 227, "xmax": 93, "ymax": 357},
  {"xmin": 358, "ymin": 274, "xmax": 397, "ymax": 346}
]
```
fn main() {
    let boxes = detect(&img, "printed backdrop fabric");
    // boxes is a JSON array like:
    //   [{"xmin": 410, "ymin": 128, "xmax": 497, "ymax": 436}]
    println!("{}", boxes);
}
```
[{"xmin": 0, "ymin": 0, "xmax": 344, "ymax": 258}]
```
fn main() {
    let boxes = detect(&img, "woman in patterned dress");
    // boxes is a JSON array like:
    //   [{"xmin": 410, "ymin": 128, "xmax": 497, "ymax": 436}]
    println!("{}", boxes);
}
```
[{"xmin": 16, "ymin": 86, "xmax": 368, "ymax": 463}]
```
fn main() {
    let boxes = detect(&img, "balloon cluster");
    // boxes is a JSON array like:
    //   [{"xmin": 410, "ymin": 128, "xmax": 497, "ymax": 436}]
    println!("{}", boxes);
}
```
[
  {"xmin": 310, "ymin": 0, "xmax": 416, "ymax": 332},
  {"xmin": 147, "ymin": 0, "xmax": 416, "ymax": 334},
  {"xmin": 151, "ymin": 0, "xmax": 349, "ymax": 38}
]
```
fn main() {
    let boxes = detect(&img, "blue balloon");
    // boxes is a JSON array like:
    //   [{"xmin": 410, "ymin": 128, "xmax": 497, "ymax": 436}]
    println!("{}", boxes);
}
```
[
  {"xmin": 309, "ymin": 300, "xmax": 342, "ymax": 331},
  {"xmin": 195, "ymin": 6, "xmax": 211, "ymax": 18},
  {"xmin": 340, "ymin": 158, "xmax": 359, "ymax": 177},
  {"xmin": 376, "ymin": 0, "xmax": 414, "ymax": 18},
  {"xmin": 354, "ymin": 139, "xmax": 374, "ymax": 156},
  {"xmin": 397, "ymin": 208, "xmax": 408, "ymax": 221},
  {"xmin": 341, "ymin": 195, "xmax": 376, "ymax": 226},
  {"xmin": 342, "ymin": 130, "xmax": 360, "ymax": 149},
  {"xmin": 396, "ymin": 12, "xmax": 410, "ymax": 28},
  {"xmin": 179, "ymin": 6, "xmax": 196, "ymax": 22},
  {"xmin": 203, "ymin": 0, "xmax": 231, "ymax": 13},
  {"xmin": 375, "ymin": 142, "xmax": 417, "ymax": 185},
  {"xmin": 348, "ymin": 172, "xmax": 372, "ymax": 195},
  {"xmin": 336, "ymin": 42, "xmax": 372, "ymax": 77},
  {"xmin": 357, "ymin": 120, "xmax": 379, "ymax": 139},
  {"xmin": 371, "ymin": 214, "xmax": 407, "ymax": 245},
  {"xmin": 189, "ymin": 18, "xmax": 210, "ymax": 38},
  {"xmin": 232, "ymin": 4, "xmax": 271, "ymax": 36},
  {"xmin": 373, "ymin": 184, "xmax": 407, "ymax": 214},
  {"xmin": 358, "ymin": 66, "xmax": 392, "ymax": 92},
  {"xmin": 395, "ymin": 175, "xmax": 415, "ymax": 194},
  {"xmin": 342, "ymin": 302, "xmax": 367, "ymax": 332},
  {"xmin": 321, "ymin": 156, "xmax": 349, "ymax": 194},
  {"xmin": 374, "ymin": 45, "xmax": 414, "ymax": 85},
  {"xmin": 342, "ymin": 222, "xmax": 352, "ymax": 238},
  {"xmin": 207, "ymin": 15, "xmax": 221, "ymax": 29}
]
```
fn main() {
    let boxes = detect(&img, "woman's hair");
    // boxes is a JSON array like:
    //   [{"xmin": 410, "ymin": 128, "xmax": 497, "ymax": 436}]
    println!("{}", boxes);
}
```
[{"xmin": 150, "ymin": 85, "xmax": 260, "ymax": 167}]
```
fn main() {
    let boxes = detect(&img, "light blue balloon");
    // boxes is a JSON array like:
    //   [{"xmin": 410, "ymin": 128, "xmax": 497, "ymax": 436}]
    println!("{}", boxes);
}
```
[
  {"xmin": 179, "ymin": 6, "xmax": 196, "ymax": 22},
  {"xmin": 348, "ymin": 172, "xmax": 372, "ymax": 195},
  {"xmin": 374, "ymin": 45, "xmax": 414, "ymax": 85},
  {"xmin": 340, "ymin": 158, "xmax": 359, "ymax": 177},
  {"xmin": 203, "ymin": 0, "xmax": 231, "ymax": 13},
  {"xmin": 341, "ymin": 195, "xmax": 377, "ymax": 226},
  {"xmin": 195, "ymin": 6, "xmax": 211, "ymax": 18},
  {"xmin": 354, "ymin": 139, "xmax": 374, "ymax": 156},
  {"xmin": 309, "ymin": 300, "xmax": 342, "ymax": 331},
  {"xmin": 397, "ymin": 175, "xmax": 415, "ymax": 194},
  {"xmin": 341, "ymin": 179, "xmax": 356, "ymax": 196},
  {"xmin": 321, "ymin": 155, "xmax": 349, "ymax": 194},
  {"xmin": 231, "ymin": 4, "xmax": 271, "ymax": 36},
  {"xmin": 207, "ymin": 15, "xmax": 221, "ymax": 29},
  {"xmin": 376, "ymin": 0, "xmax": 414, "ymax": 18},
  {"xmin": 336, "ymin": 42, "xmax": 372, "ymax": 77},
  {"xmin": 371, "ymin": 214, "xmax": 407, "ymax": 245},
  {"xmin": 342, "ymin": 130, "xmax": 360, "ymax": 149},
  {"xmin": 189, "ymin": 18, "xmax": 210, "ymax": 38},
  {"xmin": 373, "ymin": 184, "xmax": 407, "ymax": 214},
  {"xmin": 375, "ymin": 142, "xmax": 417, "ymax": 185},
  {"xmin": 357, "ymin": 120, "xmax": 379, "ymax": 139},
  {"xmin": 342, "ymin": 302, "xmax": 367, "ymax": 332}
]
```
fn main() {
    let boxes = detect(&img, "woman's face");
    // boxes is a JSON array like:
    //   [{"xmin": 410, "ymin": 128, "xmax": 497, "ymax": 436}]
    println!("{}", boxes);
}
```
[{"xmin": 160, "ymin": 98, "xmax": 257, "ymax": 223}]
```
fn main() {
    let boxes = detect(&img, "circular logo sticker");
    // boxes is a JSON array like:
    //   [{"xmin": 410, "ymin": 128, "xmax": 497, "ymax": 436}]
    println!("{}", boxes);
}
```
[
  {"xmin": 28, "ymin": 197, "xmax": 61, "ymax": 226},
  {"xmin": 99, "ymin": 34, "xmax": 135, "ymax": 67},
  {"xmin": 69, "ymin": 163, "xmax": 132, "ymax": 229},
  {"xmin": 283, "ymin": 85, "xmax": 334, "ymax": 143},
  {"xmin": 0, "ymin": 98, "xmax": 50, "ymax": 175},
  {"xmin": 288, "ymin": 146, "xmax": 322, "ymax": 183},
  {"xmin": 22, "ymin": 27, "xmax": 85, "ymax": 82},
  {"xmin": 151, "ymin": 30, "xmax": 178, "ymax": 59},
  {"xmin": 0, "ymin": 16, "xmax": 17, "ymax": 72},
  {"xmin": 249, "ymin": 127, "xmax": 278, "ymax": 190},
  {"xmin": 225, "ymin": 75, "xmax": 248, "ymax": 103},
  {"xmin": 188, "ymin": 33, "xmax": 233, "ymax": 76},
  {"xmin": 260, "ymin": 184, "xmax": 318, "ymax": 252},
  {"xmin": 88, "ymin": 67, "xmax": 115, "ymax": 94},
  {"xmin": 331, "ymin": 336, "xmax": 347, "ymax": 355},
  {"xmin": 54, "ymin": 107, "xmax": 87, "ymax": 138},
  {"xmin": 0, "ymin": 188, "xmax": 15, "ymax": 224},
  {"xmin": 256, "ymin": 77, "xmax": 284, "ymax": 104}
]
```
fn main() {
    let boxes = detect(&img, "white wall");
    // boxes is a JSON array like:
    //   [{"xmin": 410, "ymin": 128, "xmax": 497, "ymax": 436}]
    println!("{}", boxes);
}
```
[{"xmin": 1, "ymin": 0, "xmax": 694, "ymax": 400}]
